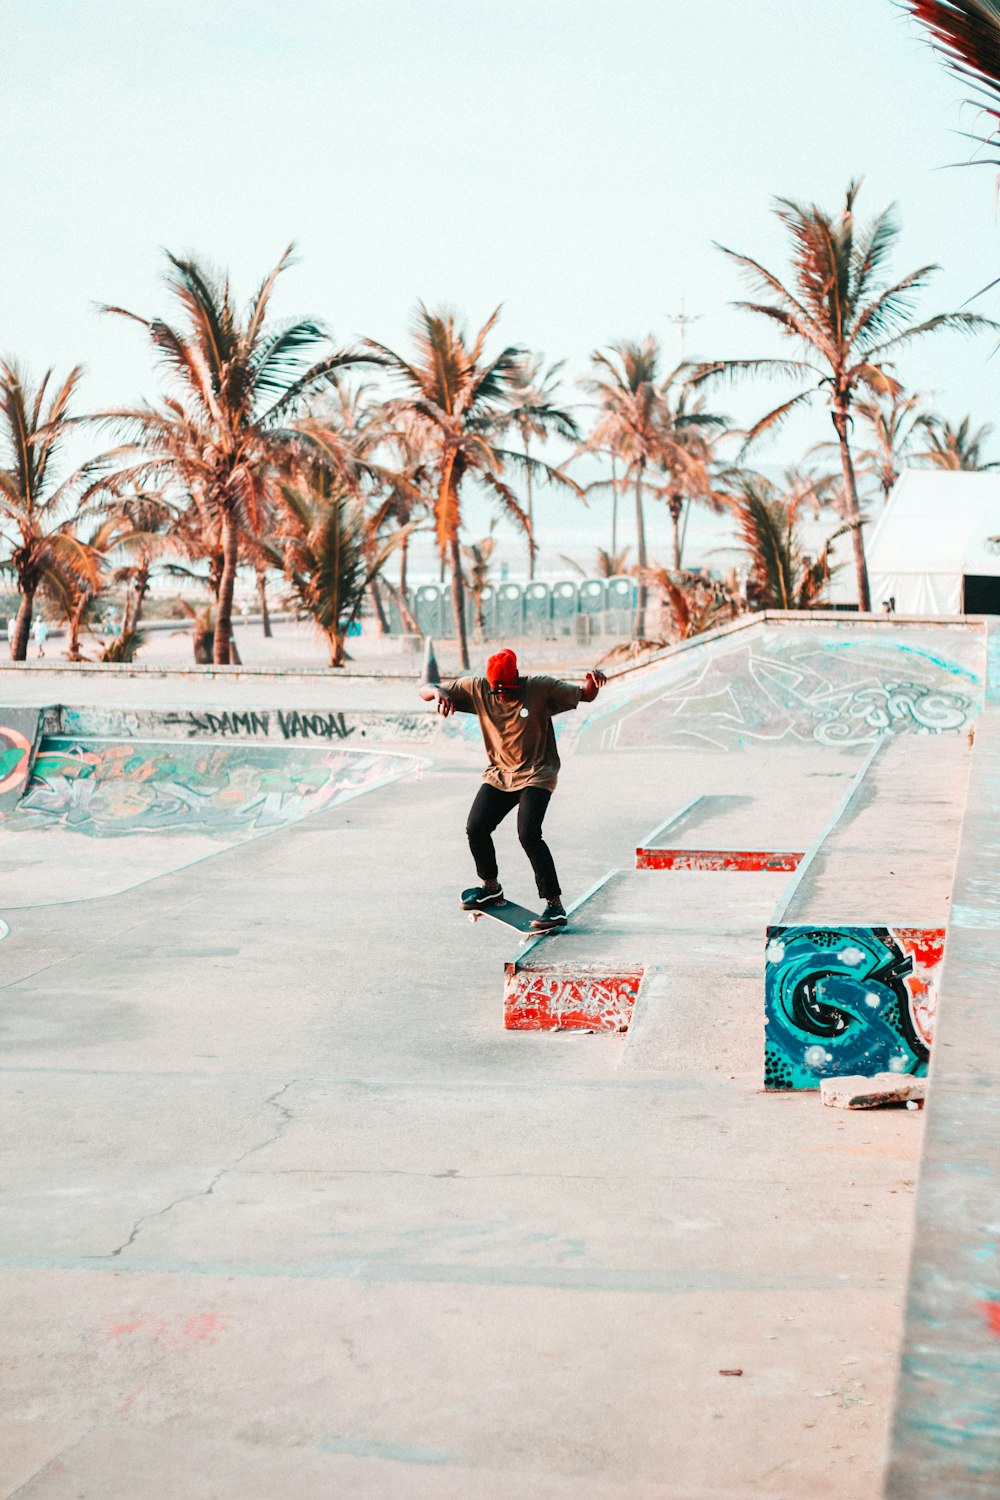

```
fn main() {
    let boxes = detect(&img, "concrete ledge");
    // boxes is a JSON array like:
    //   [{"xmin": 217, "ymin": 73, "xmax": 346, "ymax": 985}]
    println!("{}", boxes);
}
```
[
  {"xmin": 884, "ymin": 709, "xmax": 1000, "ymax": 1498},
  {"xmin": 637, "ymin": 847, "xmax": 802, "ymax": 871},
  {"xmin": 48, "ymin": 702, "xmax": 438, "ymax": 747},
  {"xmin": 764, "ymin": 924, "xmax": 945, "ymax": 1092},
  {"xmin": 503, "ymin": 961, "xmax": 644, "ymax": 1031},
  {"xmin": 635, "ymin": 795, "xmax": 807, "ymax": 874}
]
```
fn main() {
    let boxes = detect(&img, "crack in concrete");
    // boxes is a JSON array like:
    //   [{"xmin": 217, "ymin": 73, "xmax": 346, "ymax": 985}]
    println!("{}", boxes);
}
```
[
  {"xmin": 229, "ymin": 1165, "xmax": 799, "ymax": 1185},
  {"xmin": 104, "ymin": 1080, "xmax": 298, "ymax": 1260},
  {"xmin": 8, "ymin": 1422, "xmax": 98, "ymax": 1499}
]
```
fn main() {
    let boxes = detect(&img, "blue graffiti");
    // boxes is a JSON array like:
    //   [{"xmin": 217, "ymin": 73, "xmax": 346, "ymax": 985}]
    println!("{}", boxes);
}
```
[{"xmin": 765, "ymin": 925, "xmax": 929, "ymax": 1090}]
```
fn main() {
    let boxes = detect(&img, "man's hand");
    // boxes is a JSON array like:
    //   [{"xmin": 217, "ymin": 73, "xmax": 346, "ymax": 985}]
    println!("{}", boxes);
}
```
[
  {"xmin": 580, "ymin": 669, "xmax": 607, "ymax": 703},
  {"xmin": 418, "ymin": 682, "xmax": 455, "ymax": 716}
]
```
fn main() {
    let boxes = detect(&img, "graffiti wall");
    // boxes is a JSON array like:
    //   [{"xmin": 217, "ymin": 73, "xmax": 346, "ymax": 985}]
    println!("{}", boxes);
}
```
[
  {"xmin": 12, "ymin": 738, "xmax": 409, "ymax": 838},
  {"xmin": 764, "ymin": 924, "xmax": 944, "ymax": 1090},
  {"xmin": 1, "ymin": 737, "xmax": 418, "ymax": 906},
  {"xmin": 58, "ymin": 705, "xmax": 438, "ymax": 747},
  {"xmin": 578, "ymin": 623, "xmax": 984, "ymax": 752},
  {"xmin": 0, "ymin": 708, "xmax": 41, "ymax": 811}
]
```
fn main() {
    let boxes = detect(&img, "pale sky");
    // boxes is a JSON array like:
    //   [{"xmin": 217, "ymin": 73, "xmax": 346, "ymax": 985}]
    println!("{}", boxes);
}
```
[{"xmin": 2, "ymin": 0, "xmax": 999, "ymax": 574}]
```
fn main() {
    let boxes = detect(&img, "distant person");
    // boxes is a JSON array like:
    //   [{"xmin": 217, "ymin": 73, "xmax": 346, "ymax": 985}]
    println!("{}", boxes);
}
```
[
  {"xmin": 420, "ymin": 649, "xmax": 606, "ymax": 930},
  {"xmin": 32, "ymin": 616, "xmax": 48, "ymax": 658},
  {"xmin": 5, "ymin": 616, "xmax": 15, "ymax": 651},
  {"xmin": 882, "ymin": 597, "xmax": 896, "ymax": 615}
]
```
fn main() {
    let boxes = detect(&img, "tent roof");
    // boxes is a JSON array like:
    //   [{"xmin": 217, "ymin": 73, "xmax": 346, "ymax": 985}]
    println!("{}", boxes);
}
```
[{"xmin": 867, "ymin": 469, "xmax": 1000, "ymax": 578}]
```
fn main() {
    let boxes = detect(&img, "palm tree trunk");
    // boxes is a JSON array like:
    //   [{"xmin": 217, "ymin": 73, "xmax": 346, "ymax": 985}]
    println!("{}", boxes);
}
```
[
  {"xmin": 611, "ymin": 455, "xmax": 619, "ymax": 557},
  {"xmin": 670, "ymin": 494, "xmax": 683, "ymax": 571},
  {"xmin": 11, "ymin": 587, "xmax": 34, "ymax": 661},
  {"xmin": 833, "ymin": 410, "xmax": 872, "ymax": 612},
  {"xmin": 213, "ymin": 509, "xmax": 239, "ymax": 664},
  {"xmin": 329, "ymin": 629, "xmax": 346, "ymax": 668},
  {"xmin": 448, "ymin": 535, "xmax": 470, "ymax": 670},
  {"xmin": 256, "ymin": 569, "xmax": 272, "ymax": 636},
  {"xmin": 524, "ymin": 434, "xmax": 535, "ymax": 581},
  {"xmin": 127, "ymin": 560, "xmax": 151, "ymax": 633},
  {"xmin": 69, "ymin": 594, "xmax": 87, "ymax": 661},
  {"xmin": 369, "ymin": 577, "xmax": 389, "ymax": 635},
  {"xmin": 399, "ymin": 532, "xmax": 410, "ymax": 610},
  {"xmin": 634, "ymin": 465, "xmax": 648, "ymax": 638}
]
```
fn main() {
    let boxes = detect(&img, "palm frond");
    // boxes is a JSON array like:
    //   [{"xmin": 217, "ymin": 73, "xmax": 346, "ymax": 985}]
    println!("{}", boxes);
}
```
[{"xmin": 903, "ymin": 0, "xmax": 1000, "ymax": 125}]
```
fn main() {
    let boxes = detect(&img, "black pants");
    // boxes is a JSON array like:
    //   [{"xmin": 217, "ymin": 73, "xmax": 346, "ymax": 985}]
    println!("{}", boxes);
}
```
[{"xmin": 466, "ymin": 783, "xmax": 560, "ymax": 901}]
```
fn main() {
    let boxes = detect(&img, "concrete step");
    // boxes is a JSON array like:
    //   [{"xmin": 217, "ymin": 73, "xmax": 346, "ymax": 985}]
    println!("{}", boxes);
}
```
[{"xmin": 504, "ymin": 868, "xmax": 789, "ymax": 1035}]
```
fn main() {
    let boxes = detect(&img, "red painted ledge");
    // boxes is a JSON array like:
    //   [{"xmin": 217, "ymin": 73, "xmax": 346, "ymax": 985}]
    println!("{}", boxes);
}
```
[
  {"xmin": 635, "ymin": 848, "xmax": 804, "ymax": 872},
  {"xmin": 504, "ymin": 963, "xmax": 644, "ymax": 1031}
]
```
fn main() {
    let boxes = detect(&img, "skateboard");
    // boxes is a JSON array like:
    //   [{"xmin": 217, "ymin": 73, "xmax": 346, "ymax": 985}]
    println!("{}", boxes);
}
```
[{"xmin": 461, "ymin": 890, "xmax": 564, "ymax": 943}]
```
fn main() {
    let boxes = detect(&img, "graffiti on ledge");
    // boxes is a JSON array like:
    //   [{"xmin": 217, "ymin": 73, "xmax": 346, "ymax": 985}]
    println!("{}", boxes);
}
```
[
  {"xmin": 504, "ymin": 964, "xmax": 643, "ymax": 1031},
  {"xmin": 163, "ymin": 709, "xmax": 355, "ymax": 741},
  {"xmin": 764, "ymin": 924, "xmax": 944, "ymax": 1090}
]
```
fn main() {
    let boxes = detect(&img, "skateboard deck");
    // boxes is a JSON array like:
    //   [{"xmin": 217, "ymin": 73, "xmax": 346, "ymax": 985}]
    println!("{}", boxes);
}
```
[{"xmin": 461, "ymin": 890, "xmax": 562, "ymax": 940}]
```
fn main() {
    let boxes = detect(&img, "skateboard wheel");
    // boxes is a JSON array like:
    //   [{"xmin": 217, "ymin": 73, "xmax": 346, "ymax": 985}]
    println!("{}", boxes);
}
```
[{"xmin": 468, "ymin": 912, "xmax": 480, "ymax": 924}]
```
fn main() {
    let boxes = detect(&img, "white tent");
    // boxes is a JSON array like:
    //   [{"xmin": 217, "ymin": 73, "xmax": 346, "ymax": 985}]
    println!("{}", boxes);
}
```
[{"xmin": 866, "ymin": 469, "xmax": 1000, "ymax": 615}]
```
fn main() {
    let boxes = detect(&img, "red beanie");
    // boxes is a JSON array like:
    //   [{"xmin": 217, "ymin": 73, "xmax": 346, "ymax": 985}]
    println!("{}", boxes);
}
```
[{"xmin": 486, "ymin": 649, "xmax": 518, "ymax": 689}]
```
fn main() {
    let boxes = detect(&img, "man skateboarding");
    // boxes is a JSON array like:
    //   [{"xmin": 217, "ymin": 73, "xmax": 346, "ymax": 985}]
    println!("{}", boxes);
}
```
[{"xmin": 420, "ymin": 649, "xmax": 607, "ymax": 929}]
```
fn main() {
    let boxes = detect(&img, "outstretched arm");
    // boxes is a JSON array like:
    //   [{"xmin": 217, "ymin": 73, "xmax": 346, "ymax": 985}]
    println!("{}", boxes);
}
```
[
  {"xmin": 419, "ymin": 683, "xmax": 456, "ymax": 717},
  {"xmin": 579, "ymin": 669, "xmax": 607, "ymax": 703}
]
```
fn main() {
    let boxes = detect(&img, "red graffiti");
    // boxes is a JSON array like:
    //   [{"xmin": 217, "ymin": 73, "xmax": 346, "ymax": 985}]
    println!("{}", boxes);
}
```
[
  {"xmin": 980, "ymin": 1301, "xmax": 1000, "ymax": 1338},
  {"xmin": 104, "ymin": 1312, "xmax": 228, "ymax": 1348},
  {"xmin": 0, "ymin": 725, "xmax": 31, "ymax": 795},
  {"xmin": 636, "ymin": 847, "xmax": 803, "ymax": 872},
  {"xmin": 504, "ymin": 965, "xmax": 643, "ymax": 1031},
  {"xmin": 896, "ymin": 927, "xmax": 946, "ymax": 971},
  {"xmin": 895, "ymin": 927, "xmax": 947, "ymax": 1049}
]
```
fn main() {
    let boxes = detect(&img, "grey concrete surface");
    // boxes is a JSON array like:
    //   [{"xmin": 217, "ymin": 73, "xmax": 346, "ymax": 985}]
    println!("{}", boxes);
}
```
[
  {"xmin": 0, "ymin": 715, "xmax": 936, "ymax": 1498},
  {"xmin": 884, "ymin": 711, "xmax": 1000, "ymax": 1498},
  {"xmin": 784, "ymin": 736, "xmax": 970, "ymax": 925}
]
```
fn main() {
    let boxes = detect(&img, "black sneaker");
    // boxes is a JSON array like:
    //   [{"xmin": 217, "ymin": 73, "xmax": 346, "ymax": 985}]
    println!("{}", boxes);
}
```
[
  {"xmin": 460, "ymin": 884, "xmax": 505, "ymax": 910},
  {"xmin": 531, "ymin": 900, "xmax": 567, "ymax": 930}
]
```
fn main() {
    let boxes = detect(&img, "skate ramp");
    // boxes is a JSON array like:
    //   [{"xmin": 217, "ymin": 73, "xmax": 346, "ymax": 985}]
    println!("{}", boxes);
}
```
[
  {"xmin": 0, "ymin": 736, "xmax": 419, "ymax": 906},
  {"xmin": 577, "ymin": 617, "xmax": 984, "ymax": 752}
]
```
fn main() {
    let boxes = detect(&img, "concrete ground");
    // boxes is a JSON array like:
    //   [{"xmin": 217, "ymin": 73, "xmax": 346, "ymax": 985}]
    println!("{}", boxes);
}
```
[{"xmin": 0, "ymin": 694, "xmax": 932, "ymax": 1498}]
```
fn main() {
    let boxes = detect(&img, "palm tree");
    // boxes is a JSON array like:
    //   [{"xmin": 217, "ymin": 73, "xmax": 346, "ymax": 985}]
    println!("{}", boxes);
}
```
[
  {"xmin": 848, "ymin": 391, "xmax": 930, "ymax": 504},
  {"xmin": 732, "ymin": 477, "xmax": 839, "ymax": 611},
  {"xmin": 557, "ymin": 546, "xmax": 631, "ymax": 579},
  {"xmin": 41, "ymin": 530, "xmax": 105, "ymax": 661},
  {"xmin": 462, "ymin": 525, "xmax": 497, "ymax": 639},
  {"xmin": 376, "ymin": 410, "xmax": 435, "ymax": 627},
  {"xmin": 583, "ymin": 339, "xmax": 720, "ymax": 635},
  {"xmin": 366, "ymin": 305, "xmax": 561, "ymax": 670},
  {"xmin": 92, "ymin": 492, "xmax": 181, "ymax": 636},
  {"xmin": 648, "ymin": 368, "xmax": 728, "ymax": 570},
  {"xmin": 640, "ymin": 563, "xmax": 742, "ymax": 641},
  {"xmin": 693, "ymin": 182, "xmax": 992, "ymax": 610},
  {"xmin": 0, "ymin": 361, "xmax": 100, "ymax": 659},
  {"xmin": 95, "ymin": 246, "xmax": 370, "ymax": 663},
  {"xmin": 776, "ymin": 463, "xmax": 842, "ymax": 521},
  {"xmin": 503, "ymin": 355, "xmax": 579, "ymax": 579},
  {"xmin": 915, "ymin": 413, "xmax": 1000, "ymax": 470},
  {"xmin": 269, "ymin": 464, "xmax": 399, "ymax": 668}
]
